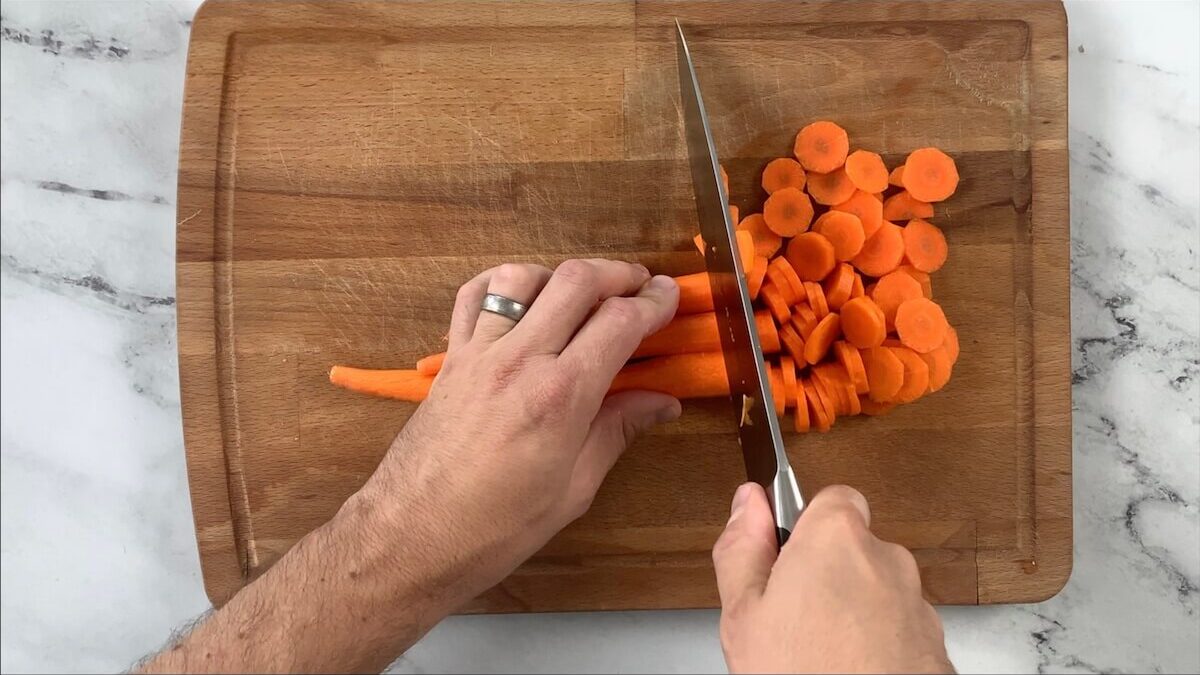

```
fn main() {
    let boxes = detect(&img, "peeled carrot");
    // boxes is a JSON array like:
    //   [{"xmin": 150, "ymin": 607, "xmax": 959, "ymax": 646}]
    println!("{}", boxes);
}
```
[
  {"xmin": 330, "ymin": 366, "xmax": 434, "ymax": 401},
  {"xmin": 889, "ymin": 346, "xmax": 930, "ymax": 404},
  {"xmin": 840, "ymin": 296, "xmax": 886, "ymax": 349},
  {"xmin": 850, "ymin": 272, "xmax": 865, "ymax": 298},
  {"xmin": 610, "ymin": 352, "xmax": 729, "ymax": 398},
  {"xmin": 806, "ymin": 168, "xmax": 857, "ymax": 206},
  {"xmin": 823, "ymin": 262, "xmax": 855, "ymax": 310},
  {"xmin": 779, "ymin": 322, "xmax": 806, "ymax": 364},
  {"xmin": 415, "ymin": 352, "xmax": 446, "ymax": 376},
  {"xmin": 793, "ymin": 379, "xmax": 811, "ymax": 432},
  {"xmin": 803, "ymin": 281, "xmax": 829, "ymax": 319},
  {"xmin": 769, "ymin": 257, "xmax": 806, "ymax": 306},
  {"xmin": 763, "ymin": 186, "xmax": 814, "ymax": 237},
  {"xmin": 943, "ymin": 325, "xmax": 961, "ymax": 364},
  {"xmin": 738, "ymin": 213, "xmax": 783, "ymax": 258},
  {"xmin": 793, "ymin": 121, "xmax": 849, "ymax": 174},
  {"xmin": 902, "ymin": 218, "xmax": 948, "ymax": 273},
  {"xmin": 761, "ymin": 157, "xmax": 807, "ymax": 194},
  {"xmin": 804, "ymin": 377, "xmax": 832, "ymax": 432},
  {"xmin": 851, "ymin": 221, "xmax": 905, "ymax": 277},
  {"xmin": 747, "ymin": 255, "xmax": 769, "ymax": 299},
  {"xmin": 888, "ymin": 165, "xmax": 905, "ymax": 188},
  {"xmin": 786, "ymin": 232, "xmax": 837, "ymax": 281},
  {"xmin": 862, "ymin": 346, "xmax": 904, "ymax": 402},
  {"xmin": 894, "ymin": 297, "xmax": 950, "ymax": 354},
  {"xmin": 793, "ymin": 304, "xmax": 819, "ymax": 340},
  {"xmin": 834, "ymin": 341, "xmax": 870, "ymax": 394},
  {"xmin": 882, "ymin": 191, "xmax": 934, "ymax": 221},
  {"xmin": 761, "ymin": 282, "xmax": 792, "ymax": 324},
  {"xmin": 803, "ymin": 313, "xmax": 841, "ymax": 365},
  {"xmin": 902, "ymin": 147, "xmax": 959, "ymax": 202},
  {"xmin": 812, "ymin": 211, "xmax": 866, "ymax": 261},
  {"xmin": 675, "ymin": 272, "xmax": 714, "ymax": 314},
  {"xmin": 871, "ymin": 270, "xmax": 924, "ymax": 331},
  {"xmin": 832, "ymin": 189, "xmax": 884, "ymax": 239},
  {"xmin": 633, "ymin": 309, "xmax": 781, "ymax": 359},
  {"xmin": 780, "ymin": 355, "xmax": 799, "ymax": 409},
  {"xmin": 844, "ymin": 150, "xmax": 889, "ymax": 193},
  {"xmin": 918, "ymin": 344, "xmax": 953, "ymax": 392},
  {"xmin": 896, "ymin": 264, "xmax": 933, "ymax": 299}
]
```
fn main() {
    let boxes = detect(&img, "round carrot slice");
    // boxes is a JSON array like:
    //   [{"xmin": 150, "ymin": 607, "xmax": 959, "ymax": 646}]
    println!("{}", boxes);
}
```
[
  {"xmin": 802, "ymin": 313, "xmax": 841, "ymax": 365},
  {"xmin": 803, "ymin": 281, "xmax": 829, "ymax": 319},
  {"xmin": 761, "ymin": 157, "xmax": 807, "ymax": 194},
  {"xmin": 883, "ymin": 191, "xmax": 935, "ymax": 221},
  {"xmin": 779, "ymin": 322, "xmax": 806, "ymax": 363},
  {"xmin": 834, "ymin": 341, "xmax": 870, "ymax": 395},
  {"xmin": 918, "ymin": 344, "xmax": 953, "ymax": 392},
  {"xmin": 832, "ymin": 189, "xmax": 884, "ymax": 239},
  {"xmin": 770, "ymin": 257, "xmax": 807, "ymax": 306},
  {"xmin": 786, "ymin": 232, "xmax": 837, "ymax": 281},
  {"xmin": 747, "ymin": 255, "xmax": 769, "ymax": 300},
  {"xmin": 889, "ymin": 346, "xmax": 930, "ymax": 403},
  {"xmin": 763, "ymin": 187, "xmax": 815, "ymax": 237},
  {"xmin": 871, "ymin": 270, "xmax": 924, "ymax": 330},
  {"xmin": 735, "ymin": 229, "xmax": 755, "ymax": 272},
  {"xmin": 780, "ymin": 355, "xmax": 799, "ymax": 409},
  {"xmin": 808, "ymin": 373, "xmax": 838, "ymax": 425},
  {"xmin": 840, "ymin": 296, "xmax": 886, "ymax": 349},
  {"xmin": 902, "ymin": 218, "xmax": 949, "ymax": 273},
  {"xmin": 844, "ymin": 149, "xmax": 889, "ymax": 193},
  {"xmin": 755, "ymin": 308, "xmax": 781, "ymax": 354},
  {"xmin": 894, "ymin": 297, "xmax": 950, "ymax": 354},
  {"xmin": 813, "ymin": 211, "xmax": 867, "ymax": 262},
  {"xmin": 767, "ymin": 364, "xmax": 787, "ymax": 416},
  {"xmin": 902, "ymin": 147, "xmax": 959, "ymax": 202},
  {"xmin": 859, "ymin": 397, "xmax": 896, "ymax": 416},
  {"xmin": 765, "ymin": 263, "xmax": 799, "ymax": 305},
  {"xmin": 851, "ymin": 220, "xmax": 905, "ymax": 277},
  {"xmin": 793, "ymin": 121, "xmax": 849, "ymax": 174},
  {"xmin": 896, "ymin": 264, "xmax": 933, "ymax": 299},
  {"xmin": 793, "ymin": 304, "xmax": 819, "ymax": 340},
  {"xmin": 760, "ymin": 282, "xmax": 792, "ymax": 324},
  {"xmin": 888, "ymin": 165, "xmax": 906, "ymax": 187},
  {"xmin": 823, "ymin": 263, "xmax": 855, "ymax": 310},
  {"xmin": 850, "ymin": 271, "xmax": 865, "ymax": 298},
  {"xmin": 805, "ymin": 168, "xmax": 856, "ymax": 206},
  {"xmin": 803, "ymin": 377, "xmax": 832, "ymax": 432},
  {"xmin": 737, "ymin": 213, "xmax": 783, "ymax": 258},
  {"xmin": 862, "ymin": 346, "xmax": 904, "ymax": 402},
  {"xmin": 943, "ymin": 325, "xmax": 961, "ymax": 364},
  {"xmin": 793, "ymin": 379, "xmax": 811, "ymax": 432}
]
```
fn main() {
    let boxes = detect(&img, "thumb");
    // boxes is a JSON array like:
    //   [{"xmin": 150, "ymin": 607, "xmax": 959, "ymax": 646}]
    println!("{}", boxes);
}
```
[
  {"xmin": 565, "ymin": 391, "xmax": 681, "ymax": 515},
  {"xmin": 713, "ymin": 483, "xmax": 778, "ymax": 611}
]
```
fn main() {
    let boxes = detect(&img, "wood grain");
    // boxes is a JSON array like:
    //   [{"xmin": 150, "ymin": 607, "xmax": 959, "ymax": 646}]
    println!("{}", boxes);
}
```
[{"xmin": 177, "ymin": 0, "xmax": 1071, "ymax": 609}]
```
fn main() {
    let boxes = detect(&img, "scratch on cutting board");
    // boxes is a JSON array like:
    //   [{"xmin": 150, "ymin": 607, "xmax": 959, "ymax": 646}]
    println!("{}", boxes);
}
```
[{"xmin": 177, "ymin": 209, "xmax": 202, "ymax": 227}]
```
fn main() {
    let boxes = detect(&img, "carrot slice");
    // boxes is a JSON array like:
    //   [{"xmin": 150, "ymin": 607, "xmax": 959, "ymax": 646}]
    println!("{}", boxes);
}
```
[
  {"xmin": 896, "ymin": 264, "xmax": 933, "ymax": 299},
  {"xmin": 894, "ymin": 297, "xmax": 950, "ymax": 353},
  {"xmin": 737, "ymin": 213, "xmax": 783, "ymax": 258},
  {"xmin": 761, "ymin": 157, "xmax": 807, "ymax": 194},
  {"xmin": 763, "ymin": 187, "xmax": 815, "ymax": 237},
  {"xmin": 780, "ymin": 355, "xmax": 799, "ymax": 409},
  {"xmin": 769, "ymin": 257, "xmax": 807, "ymax": 306},
  {"xmin": 851, "ymin": 220, "xmax": 905, "ymax": 277},
  {"xmin": 888, "ymin": 165, "xmax": 905, "ymax": 188},
  {"xmin": 793, "ymin": 379, "xmax": 811, "ymax": 432},
  {"xmin": 736, "ymin": 229, "xmax": 756, "ymax": 273},
  {"xmin": 882, "ymin": 191, "xmax": 935, "ymax": 221},
  {"xmin": 803, "ymin": 313, "xmax": 841, "ymax": 365},
  {"xmin": 823, "ymin": 262, "xmax": 855, "ymax": 310},
  {"xmin": 720, "ymin": 164, "xmax": 729, "ymax": 195},
  {"xmin": 850, "ymin": 271, "xmax": 865, "ymax": 298},
  {"xmin": 844, "ymin": 150, "xmax": 889, "ymax": 193},
  {"xmin": 803, "ymin": 281, "xmax": 829, "ymax": 319},
  {"xmin": 834, "ymin": 341, "xmax": 870, "ymax": 395},
  {"xmin": 943, "ymin": 325, "xmax": 961, "ymax": 364},
  {"xmin": 843, "ymin": 380, "xmax": 862, "ymax": 415},
  {"xmin": 761, "ymin": 281, "xmax": 792, "ymax": 324},
  {"xmin": 786, "ymin": 232, "xmax": 837, "ymax": 281},
  {"xmin": 812, "ymin": 211, "xmax": 866, "ymax": 262},
  {"xmin": 793, "ymin": 304, "xmax": 819, "ymax": 340},
  {"xmin": 765, "ymin": 262, "xmax": 800, "ymax": 305},
  {"xmin": 675, "ymin": 272, "xmax": 713, "ymax": 314},
  {"xmin": 832, "ymin": 189, "xmax": 884, "ymax": 239},
  {"xmin": 889, "ymin": 346, "xmax": 930, "ymax": 404},
  {"xmin": 813, "ymin": 363, "xmax": 854, "ymax": 416},
  {"xmin": 871, "ymin": 270, "xmax": 924, "ymax": 331},
  {"xmin": 902, "ymin": 218, "xmax": 949, "ymax": 273},
  {"xmin": 757, "ymin": 309, "xmax": 781, "ymax": 355},
  {"xmin": 693, "ymin": 232, "xmax": 706, "ymax": 255},
  {"xmin": 840, "ymin": 296, "xmax": 886, "ymax": 349},
  {"xmin": 872, "ymin": 191, "xmax": 884, "ymax": 202},
  {"xmin": 793, "ymin": 121, "xmax": 849, "ymax": 174},
  {"xmin": 767, "ymin": 364, "xmax": 786, "ymax": 416},
  {"xmin": 862, "ymin": 346, "xmax": 904, "ymax": 402},
  {"xmin": 918, "ymin": 344, "xmax": 953, "ymax": 392},
  {"xmin": 779, "ymin": 323, "xmax": 806, "ymax": 365},
  {"xmin": 747, "ymin": 255, "xmax": 769, "ymax": 300},
  {"xmin": 803, "ymin": 377, "xmax": 832, "ymax": 432},
  {"xmin": 806, "ymin": 168, "xmax": 857, "ymax": 206},
  {"xmin": 859, "ymin": 397, "xmax": 896, "ymax": 416},
  {"xmin": 808, "ymin": 372, "xmax": 839, "ymax": 425},
  {"xmin": 902, "ymin": 147, "xmax": 959, "ymax": 202},
  {"xmin": 729, "ymin": 204, "xmax": 739, "ymax": 226}
]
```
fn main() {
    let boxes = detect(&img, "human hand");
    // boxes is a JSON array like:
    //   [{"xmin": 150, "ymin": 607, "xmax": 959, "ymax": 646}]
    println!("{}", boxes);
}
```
[{"xmin": 713, "ymin": 483, "xmax": 954, "ymax": 674}]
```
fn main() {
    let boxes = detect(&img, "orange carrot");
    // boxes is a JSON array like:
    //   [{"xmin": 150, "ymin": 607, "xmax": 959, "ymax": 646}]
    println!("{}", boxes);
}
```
[
  {"xmin": 808, "ymin": 372, "xmax": 839, "ymax": 425},
  {"xmin": 761, "ymin": 157, "xmax": 807, "ymax": 194},
  {"xmin": 720, "ymin": 164, "xmax": 729, "ymax": 195},
  {"xmin": 862, "ymin": 346, "xmax": 904, "ymax": 402},
  {"xmin": 330, "ymin": 366, "xmax": 434, "ymax": 401},
  {"xmin": 851, "ymin": 220, "xmax": 905, "ymax": 277},
  {"xmin": 693, "ymin": 233, "xmax": 706, "ymax": 255},
  {"xmin": 803, "ymin": 281, "xmax": 829, "ymax": 319},
  {"xmin": 765, "ymin": 260, "xmax": 800, "ymax": 305},
  {"xmin": 804, "ymin": 377, "xmax": 832, "ymax": 432},
  {"xmin": 844, "ymin": 150, "xmax": 889, "ymax": 193},
  {"xmin": 793, "ymin": 120, "xmax": 849, "ymax": 174},
  {"xmin": 768, "ymin": 365, "xmax": 786, "ymax": 416},
  {"xmin": 834, "ymin": 341, "xmax": 870, "ymax": 394},
  {"xmin": 763, "ymin": 187, "xmax": 815, "ymax": 237},
  {"xmin": 786, "ymin": 232, "xmax": 837, "ymax": 281},
  {"xmin": 902, "ymin": 147, "xmax": 959, "ymax": 203},
  {"xmin": 918, "ymin": 344, "xmax": 953, "ymax": 392},
  {"xmin": 894, "ymin": 297, "xmax": 949, "ymax": 354},
  {"xmin": 779, "ymin": 322, "xmax": 806, "ymax": 364},
  {"xmin": 902, "ymin": 218, "xmax": 948, "ymax": 273},
  {"xmin": 633, "ymin": 309, "xmax": 782, "ymax": 359},
  {"xmin": 736, "ymin": 229, "xmax": 756, "ymax": 273},
  {"xmin": 803, "ymin": 313, "xmax": 841, "ymax": 365},
  {"xmin": 747, "ymin": 255, "xmax": 769, "ymax": 300},
  {"xmin": 850, "ymin": 271, "xmax": 865, "ymax": 298},
  {"xmin": 896, "ymin": 264, "xmax": 933, "ymax": 299},
  {"xmin": 759, "ymin": 310, "xmax": 782, "ymax": 354},
  {"xmin": 761, "ymin": 282, "xmax": 792, "ymax": 324},
  {"xmin": 882, "ymin": 191, "xmax": 935, "ymax": 221},
  {"xmin": 823, "ymin": 262, "xmax": 855, "ymax": 310},
  {"xmin": 769, "ymin": 257, "xmax": 807, "ymax": 306},
  {"xmin": 943, "ymin": 325, "xmax": 960, "ymax": 364},
  {"xmin": 813, "ymin": 211, "xmax": 867, "ymax": 261},
  {"xmin": 729, "ymin": 204, "xmax": 739, "ymax": 227},
  {"xmin": 793, "ymin": 379, "xmax": 811, "ymax": 432},
  {"xmin": 738, "ymin": 213, "xmax": 783, "ymax": 258},
  {"xmin": 888, "ymin": 346, "xmax": 930, "ymax": 404},
  {"xmin": 832, "ymin": 189, "xmax": 884, "ymax": 239},
  {"xmin": 888, "ymin": 165, "xmax": 905, "ymax": 188},
  {"xmin": 610, "ymin": 352, "xmax": 730, "ymax": 398},
  {"xmin": 780, "ymin": 355, "xmax": 799, "ymax": 409},
  {"xmin": 806, "ymin": 168, "xmax": 857, "ymax": 206},
  {"xmin": 840, "ymin": 296, "xmax": 887, "ymax": 349},
  {"xmin": 675, "ymin": 272, "xmax": 714, "ymax": 314},
  {"xmin": 415, "ymin": 352, "xmax": 446, "ymax": 376},
  {"xmin": 870, "ymin": 270, "xmax": 924, "ymax": 331},
  {"xmin": 859, "ymin": 397, "xmax": 896, "ymax": 416},
  {"xmin": 793, "ymin": 304, "xmax": 819, "ymax": 340}
]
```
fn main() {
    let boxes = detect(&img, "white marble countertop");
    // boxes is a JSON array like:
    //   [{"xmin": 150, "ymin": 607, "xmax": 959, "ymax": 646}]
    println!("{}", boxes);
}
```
[{"xmin": 1, "ymin": 1, "xmax": 1197, "ymax": 672}]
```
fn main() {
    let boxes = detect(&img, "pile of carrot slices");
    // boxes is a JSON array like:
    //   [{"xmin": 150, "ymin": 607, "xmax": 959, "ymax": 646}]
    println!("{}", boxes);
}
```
[{"xmin": 329, "ymin": 121, "xmax": 961, "ymax": 432}]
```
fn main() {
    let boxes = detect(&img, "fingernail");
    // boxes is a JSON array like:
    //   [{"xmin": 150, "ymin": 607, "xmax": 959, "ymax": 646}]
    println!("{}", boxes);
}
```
[
  {"xmin": 655, "ymin": 399, "xmax": 682, "ymax": 424},
  {"xmin": 634, "ymin": 263, "xmax": 650, "ymax": 277},
  {"xmin": 729, "ymin": 483, "xmax": 753, "ymax": 520},
  {"xmin": 648, "ymin": 275, "xmax": 677, "ymax": 292}
]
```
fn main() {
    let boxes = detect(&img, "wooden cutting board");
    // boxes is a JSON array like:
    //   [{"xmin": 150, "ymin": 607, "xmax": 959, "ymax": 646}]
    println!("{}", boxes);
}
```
[{"xmin": 178, "ymin": 0, "xmax": 1070, "ymax": 609}]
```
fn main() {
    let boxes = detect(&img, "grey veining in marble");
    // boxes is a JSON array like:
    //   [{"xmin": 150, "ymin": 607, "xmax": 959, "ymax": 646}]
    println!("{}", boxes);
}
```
[{"xmin": 1, "ymin": 1, "xmax": 1197, "ymax": 673}]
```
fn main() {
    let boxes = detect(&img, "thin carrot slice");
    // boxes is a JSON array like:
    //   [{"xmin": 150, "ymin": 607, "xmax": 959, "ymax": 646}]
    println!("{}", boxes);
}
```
[
  {"xmin": 793, "ymin": 304, "xmax": 819, "ymax": 340},
  {"xmin": 786, "ymin": 232, "xmax": 837, "ymax": 281},
  {"xmin": 738, "ymin": 213, "xmax": 783, "ymax": 258},
  {"xmin": 918, "ymin": 344, "xmax": 953, "ymax": 392},
  {"xmin": 889, "ymin": 346, "xmax": 930, "ymax": 404},
  {"xmin": 765, "ymin": 262, "xmax": 800, "ymax": 305},
  {"xmin": 757, "ymin": 309, "xmax": 781, "ymax": 355},
  {"xmin": 780, "ymin": 355, "xmax": 799, "ymax": 409},
  {"xmin": 871, "ymin": 270, "xmax": 924, "ymax": 331},
  {"xmin": 763, "ymin": 187, "xmax": 815, "ymax": 237},
  {"xmin": 720, "ymin": 164, "xmax": 729, "ymax": 195},
  {"xmin": 894, "ymin": 297, "xmax": 950, "ymax": 353},
  {"xmin": 850, "ymin": 271, "xmax": 865, "ymax": 298},
  {"xmin": 823, "ymin": 263, "xmax": 855, "ymax": 310},
  {"xmin": 902, "ymin": 218, "xmax": 949, "ymax": 273},
  {"xmin": 693, "ymin": 233, "xmax": 706, "ymax": 254},
  {"xmin": 902, "ymin": 147, "xmax": 959, "ymax": 202},
  {"xmin": 803, "ymin": 313, "xmax": 841, "ymax": 365},
  {"xmin": 808, "ymin": 372, "xmax": 839, "ymax": 425},
  {"xmin": 803, "ymin": 377, "xmax": 832, "ymax": 432},
  {"xmin": 834, "ymin": 341, "xmax": 870, "ymax": 395},
  {"xmin": 729, "ymin": 204, "xmax": 739, "ymax": 226},
  {"xmin": 761, "ymin": 157, "xmax": 807, "ymax": 194},
  {"xmin": 793, "ymin": 379, "xmax": 811, "ymax": 432},
  {"xmin": 840, "ymin": 296, "xmax": 886, "ymax": 349},
  {"xmin": 814, "ymin": 363, "xmax": 854, "ymax": 416},
  {"xmin": 943, "ymin": 325, "xmax": 961, "ymax": 364},
  {"xmin": 862, "ymin": 346, "xmax": 904, "ymax": 402},
  {"xmin": 896, "ymin": 264, "xmax": 933, "ymax": 299},
  {"xmin": 803, "ymin": 281, "xmax": 829, "ymax": 319},
  {"xmin": 812, "ymin": 211, "xmax": 866, "ymax": 262},
  {"xmin": 888, "ymin": 165, "xmax": 905, "ymax": 188},
  {"xmin": 736, "ymin": 229, "xmax": 756, "ymax": 273},
  {"xmin": 761, "ymin": 281, "xmax": 792, "ymax": 324},
  {"xmin": 851, "ymin": 220, "xmax": 905, "ymax": 277},
  {"xmin": 882, "ymin": 191, "xmax": 935, "ymax": 222},
  {"xmin": 843, "ymin": 380, "xmax": 862, "ymax": 415},
  {"xmin": 770, "ymin": 257, "xmax": 807, "ymax": 306},
  {"xmin": 806, "ymin": 168, "xmax": 857, "ymax": 206},
  {"xmin": 844, "ymin": 150, "xmax": 889, "ymax": 193},
  {"xmin": 859, "ymin": 397, "xmax": 896, "ymax": 416},
  {"xmin": 793, "ymin": 121, "xmax": 849, "ymax": 174},
  {"xmin": 747, "ymin": 255, "xmax": 769, "ymax": 300},
  {"xmin": 832, "ymin": 189, "xmax": 884, "ymax": 239},
  {"xmin": 810, "ymin": 364, "xmax": 843, "ymax": 416},
  {"xmin": 767, "ymin": 364, "xmax": 786, "ymax": 416}
]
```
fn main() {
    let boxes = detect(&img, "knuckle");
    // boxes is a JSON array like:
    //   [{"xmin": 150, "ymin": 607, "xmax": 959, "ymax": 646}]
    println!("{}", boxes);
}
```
[
  {"xmin": 887, "ymin": 542, "xmax": 922, "ymax": 582},
  {"xmin": 554, "ymin": 259, "xmax": 596, "ymax": 289},
  {"xmin": 454, "ymin": 281, "xmax": 478, "ymax": 304},
  {"xmin": 598, "ymin": 297, "xmax": 644, "ymax": 332},
  {"xmin": 523, "ymin": 370, "xmax": 574, "ymax": 417},
  {"xmin": 821, "ymin": 505, "xmax": 868, "ymax": 537},
  {"xmin": 493, "ymin": 263, "xmax": 537, "ymax": 287}
]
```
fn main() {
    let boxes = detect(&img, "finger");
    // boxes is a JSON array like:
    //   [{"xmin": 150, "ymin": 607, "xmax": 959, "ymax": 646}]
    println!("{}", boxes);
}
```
[
  {"xmin": 558, "ymin": 275, "xmax": 679, "ymax": 401},
  {"xmin": 800, "ymin": 483, "xmax": 871, "ymax": 529},
  {"xmin": 473, "ymin": 263, "xmax": 553, "ymax": 344},
  {"xmin": 712, "ymin": 483, "xmax": 779, "ymax": 611},
  {"xmin": 563, "ymin": 391, "xmax": 681, "ymax": 516},
  {"xmin": 448, "ymin": 269, "xmax": 494, "ymax": 352},
  {"xmin": 510, "ymin": 259, "xmax": 650, "ymax": 354}
]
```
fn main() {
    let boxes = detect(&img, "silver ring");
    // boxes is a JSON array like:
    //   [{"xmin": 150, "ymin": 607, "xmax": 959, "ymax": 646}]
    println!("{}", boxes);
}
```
[{"xmin": 480, "ymin": 293, "xmax": 529, "ymax": 322}]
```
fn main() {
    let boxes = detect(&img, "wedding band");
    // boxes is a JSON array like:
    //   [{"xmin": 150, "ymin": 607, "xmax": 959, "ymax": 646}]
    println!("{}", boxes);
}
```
[{"xmin": 480, "ymin": 293, "xmax": 529, "ymax": 322}]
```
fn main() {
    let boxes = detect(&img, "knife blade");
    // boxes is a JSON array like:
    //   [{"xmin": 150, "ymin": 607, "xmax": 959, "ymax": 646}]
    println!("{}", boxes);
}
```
[{"xmin": 674, "ymin": 20, "xmax": 804, "ymax": 546}]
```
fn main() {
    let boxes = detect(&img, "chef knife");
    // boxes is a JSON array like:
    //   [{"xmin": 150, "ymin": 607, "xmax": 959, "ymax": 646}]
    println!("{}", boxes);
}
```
[{"xmin": 674, "ymin": 20, "xmax": 804, "ymax": 546}]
